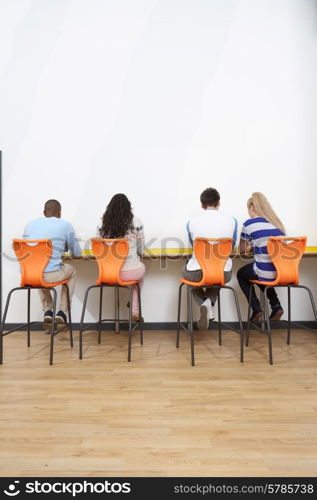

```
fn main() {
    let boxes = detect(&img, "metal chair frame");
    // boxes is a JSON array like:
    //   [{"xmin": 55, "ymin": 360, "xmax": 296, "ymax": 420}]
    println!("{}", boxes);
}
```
[
  {"xmin": 0, "ymin": 284, "xmax": 73, "ymax": 365},
  {"xmin": 246, "ymin": 283, "xmax": 317, "ymax": 365},
  {"xmin": 176, "ymin": 282, "xmax": 244, "ymax": 366},
  {"xmin": 79, "ymin": 282, "xmax": 143, "ymax": 362}
]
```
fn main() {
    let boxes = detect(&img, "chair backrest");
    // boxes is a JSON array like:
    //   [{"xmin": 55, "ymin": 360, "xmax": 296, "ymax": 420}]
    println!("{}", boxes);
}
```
[
  {"xmin": 267, "ymin": 236, "xmax": 307, "ymax": 285},
  {"xmin": 13, "ymin": 239, "xmax": 53, "ymax": 287},
  {"xmin": 91, "ymin": 238, "xmax": 129, "ymax": 285},
  {"xmin": 194, "ymin": 238, "xmax": 232, "ymax": 286}
]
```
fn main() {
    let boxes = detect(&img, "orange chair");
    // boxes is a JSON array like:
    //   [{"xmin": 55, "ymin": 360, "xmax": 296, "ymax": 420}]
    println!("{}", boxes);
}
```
[
  {"xmin": 79, "ymin": 238, "xmax": 143, "ymax": 362},
  {"xmin": 176, "ymin": 238, "xmax": 244, "ymax": 366},
  {"xmin": 246, "ymin": 236, "xmax": 317, "ymax": 364},
  {"xmin": 0, "ymin": 239, "xmax": 73, "ymax": 365}
]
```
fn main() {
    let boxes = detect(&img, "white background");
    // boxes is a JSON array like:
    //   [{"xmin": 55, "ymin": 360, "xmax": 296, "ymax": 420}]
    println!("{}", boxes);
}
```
[{"xmin": 1, "ymin": 0, "xmax": 317, "ymax": 322}]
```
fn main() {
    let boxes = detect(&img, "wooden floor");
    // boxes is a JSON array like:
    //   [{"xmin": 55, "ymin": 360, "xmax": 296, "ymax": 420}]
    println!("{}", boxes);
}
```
[{"xmin": 1, "ymin": 327, "xmax": 317, "ymax": 477}]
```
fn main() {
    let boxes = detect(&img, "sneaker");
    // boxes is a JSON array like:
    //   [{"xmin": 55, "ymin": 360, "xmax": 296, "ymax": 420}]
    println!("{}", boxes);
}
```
[
  {"xmin": 207, "ymin": 301, "xmax": 215, "ymax": 322},
  {"xmin": 131, "ymin": 314, "xmax": 144, "ymax": 323},
  {"xmin": 55, "ymin": 310, "xmax": 67, "ymax": 325},
  {"xmin": 270, "ymin": 307, "xmax": 284, "ymax": 320},
  {"xmin": 249, "ymin": 309, "xmax": 262, "ymax": 322},
  {"xmin": 43, "ymin": 310, "xmax": 53, "ymax": 331},
  {"xmin": 197, "ymin": 299, "xmax": 211, "ymax": 330}
]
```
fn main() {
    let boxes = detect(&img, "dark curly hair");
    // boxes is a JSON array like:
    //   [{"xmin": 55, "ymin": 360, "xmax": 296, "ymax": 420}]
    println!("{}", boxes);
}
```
[{"xmin": 99, "ymin": 193, "xmax": 134, "ymax": 238}]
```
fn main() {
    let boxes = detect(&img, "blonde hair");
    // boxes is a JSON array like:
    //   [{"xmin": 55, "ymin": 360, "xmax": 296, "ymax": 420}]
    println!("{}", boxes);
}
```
[{"xmin": 247, "ymin": 192, "xmax": 285, "ymax": 234}]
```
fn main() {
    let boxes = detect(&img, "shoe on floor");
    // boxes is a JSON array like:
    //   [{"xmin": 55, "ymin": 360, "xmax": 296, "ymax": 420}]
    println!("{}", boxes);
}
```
[
  {"xmin": 131, "ymin": 314, "xmax": 144, "ymax": 323},
  {"xmin": 44, "ymin": 310, "xmax": 53, "ymax": 322},
  {"xmin": 197, "ymin": 299, "xmax": 213, "ymax": 330},
  {"xmin": 249, "ymin": 309, "xmax": 262, "ymax": 322},
  {"xmin": 270, "ymin": 307, "xmax": 284, "ymax": 320},
  {"xmin": 55, "ymin": 310, "xmax": 67, "ymax": 324},
  {"xmin": 43, "ymin": 310, "xmax": 53, "ymax": 331},
  {"xmin": 208, "ymin": 301, "xmax": 215, "ymax": 322}
]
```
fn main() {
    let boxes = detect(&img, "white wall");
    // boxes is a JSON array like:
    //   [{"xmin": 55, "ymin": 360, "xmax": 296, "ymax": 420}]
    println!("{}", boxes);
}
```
[{"xmin": 1, "ymin": 0, "xmax": 317, "ymax": 322}]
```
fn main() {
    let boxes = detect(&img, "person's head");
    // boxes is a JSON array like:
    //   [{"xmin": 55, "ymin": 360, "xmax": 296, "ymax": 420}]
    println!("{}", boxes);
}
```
[
  {"xmin": 99, "ymin": 193, "xmax": 134, "ymax": 238},
  {"xmin": 247, "ymin": 192, "xmax": 285, "ymax": 233},
  {"xmin": 44, "ymin": 199, "xmax": 61, "ymax": 218},
  {"xmin": 200, "ymin": 187, "xmax": 220, "ymax": 209}
]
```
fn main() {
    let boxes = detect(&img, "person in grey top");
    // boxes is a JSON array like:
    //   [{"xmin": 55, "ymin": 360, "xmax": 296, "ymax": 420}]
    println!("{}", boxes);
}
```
[{"xmin": 98, "ymin": 194, "xmax": 145, "ymax": 321}]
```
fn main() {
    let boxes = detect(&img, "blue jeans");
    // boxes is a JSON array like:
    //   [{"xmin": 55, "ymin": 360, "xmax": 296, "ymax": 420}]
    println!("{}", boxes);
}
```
[{"xmin": 237, "ymin": 263, "xmax": 281, "ymax": 313}]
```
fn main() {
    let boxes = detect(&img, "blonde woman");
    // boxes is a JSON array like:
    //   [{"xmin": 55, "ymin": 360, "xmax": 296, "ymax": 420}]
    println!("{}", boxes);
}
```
[{"xmin": 237, "ymin": 192, "xmax": 286, "ymax": 321}]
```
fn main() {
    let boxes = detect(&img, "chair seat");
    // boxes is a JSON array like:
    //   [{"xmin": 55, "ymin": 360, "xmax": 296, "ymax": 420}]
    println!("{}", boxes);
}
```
[
  {"xmin": 179, "ymin": 278, "xmax": 222, "ymax": 287},
  {"xmin": 96, "ymin": 279, "xmax": 138, "ymax": 286},
  {"xmin": 23, "ymin": 278, "xmax": 70, "ymax": 288},
  {"xmin": 250, "ymin": 279, "xmax": 279, "ymax": 286}
]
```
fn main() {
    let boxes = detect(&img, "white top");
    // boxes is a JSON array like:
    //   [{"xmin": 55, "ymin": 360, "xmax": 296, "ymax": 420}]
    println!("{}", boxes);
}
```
[
  {"xmin": 186, "ymin": 209, "xmax": 237, "ymax": 272},
  {"xmin": 121, "ymin": 216, "xmax": 145, "ymax": 271},
  {"xmin": 96, "ymin": 216, "xmax": 144, "ymax": 271}
]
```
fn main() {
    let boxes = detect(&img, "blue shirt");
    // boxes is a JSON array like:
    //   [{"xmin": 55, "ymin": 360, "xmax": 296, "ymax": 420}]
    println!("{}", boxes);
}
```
[
  {"xmin": 240, "ymin": 217, "xmax": 285, "ymax": 281},
  {"xmin": 23, "ymin": 217, "xmax": 82, "ymax": 272}
]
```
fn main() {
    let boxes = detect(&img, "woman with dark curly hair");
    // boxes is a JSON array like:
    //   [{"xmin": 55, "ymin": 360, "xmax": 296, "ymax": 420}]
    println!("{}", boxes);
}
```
[{"xmin": 99, "ymin": 193, "xmax": 145, "ymax": 321}]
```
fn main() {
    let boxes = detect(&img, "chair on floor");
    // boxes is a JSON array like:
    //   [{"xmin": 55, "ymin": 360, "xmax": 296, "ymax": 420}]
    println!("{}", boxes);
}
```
[
  {"xmin": 176, "ymin": 237, "xmax": 244, "ymax": 366},
  {"xmin": 0, "ymin": 239, "xmax": 73, "ymax": 365},
  {"xmin": 79, "ymin": 238, "xmax": 143, "ymax": 362},
  {"xmin": 246, "ymin": 236, "xmax": 317, "ymax": 364}
]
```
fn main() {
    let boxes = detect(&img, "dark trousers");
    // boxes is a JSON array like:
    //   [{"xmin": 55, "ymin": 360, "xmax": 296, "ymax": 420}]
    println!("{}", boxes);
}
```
[
  {"xmin": 237, "ymin": 263, "xmax": 281, "ymax": 313},
  {"xmin": 182, "ymin": 265, "xmax": 232, "ymax": 306}
]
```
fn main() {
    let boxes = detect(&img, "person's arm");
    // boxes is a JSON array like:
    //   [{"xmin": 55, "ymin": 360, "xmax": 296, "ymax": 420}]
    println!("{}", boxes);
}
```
[
  {"xmin": 186, "ymin": 221, "xmax": 193, "ymax": 247},
  {"xmin": 66, "ymin": 222, "xmax": 82, "ymax": 257},
  {"xmin": 239, "ymin": 238, "xmax": 251, "ymax": 254},
  {"xmin": 135, "ymin": 219, "xmax": 145, "ymax": 257},
  {"xmin": 239, "ymin": 222, "xmax": 252, "ymax": 254},
  {"xmin": 232, "ymin": 217, "xmax": 238, "ymax": 250},
  {"xmin": 22, "ymin": 224, "xmax": 29, "ymax": 239}
]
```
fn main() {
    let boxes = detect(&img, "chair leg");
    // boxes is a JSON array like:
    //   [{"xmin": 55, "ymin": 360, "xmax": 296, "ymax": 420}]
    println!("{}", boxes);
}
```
[
  {"xmin": 98, "ymin": 286, "xmax": 103, "ymax": 344},
  {"xmin": 228, "ymin": 286, "xmax": 244, "ymax": 363},
  {"xmin": 128, "ymin": 287, "xmax": 133, "ymax": 362},
  {"xmin": 217, "ymin": 288, "xmax": 222, "ymax": 346},
  {"xmin": 137, "ymin": 283, "xmax": 143, "ymax": 345},
  {"xmin": 187, "ymin": 285, "xmax": 190, "ymax": 327},
  {"xmin": 114, "ymin": 285, "xmax": 120, "ymax": 334},
  {"xmin": 259, "ymin": 291, "xmax": 266, "ymax": 331},
  {"xmin": 0, "ymin": 288, "xmax": 16, "ymax": 364},
  {"xmin": 49, "ymin": 288, "xmax": 57, "ymax": 365},
  {"xmin": 287, "ymin": 286, "xmax": 291, "ymax": 345},
  {"xmin": 27, "ymin": 288, "xmax": 31, "ymax": 347},
  {"xmin": 297, "ymin": 285, "xmax": 317, "ymax": 325},
  {"xmin": 264, "ymin": 288, "xmax": 273, "ymax": 365},
  {"xmin": 176, "ymin": 283, "xmax": 183, "ymax": 348},
  {"xmin": 65, "ymin": 284, "xmax": 73, "ymax": 348},
  {"xmin": 79, "ymin": 286, "xmax": 93, "ymax": 360},
  {"xmin": 189, "ymin": 287, "xmax": 195, "ymax": 366},
  {"xmin": 246, "ymin": 284, "xmax": 253, "ymax": 347}
]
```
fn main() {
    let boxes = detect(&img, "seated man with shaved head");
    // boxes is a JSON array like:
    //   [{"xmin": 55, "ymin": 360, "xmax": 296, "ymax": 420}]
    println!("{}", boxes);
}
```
[{"xmin": 23, "ymin": 199, "xmax": 82, "ymax": 330}]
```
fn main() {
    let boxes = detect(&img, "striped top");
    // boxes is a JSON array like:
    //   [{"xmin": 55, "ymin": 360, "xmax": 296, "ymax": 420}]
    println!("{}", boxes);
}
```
[{"xmin": 240, "ymin": 217, "xmax": 285, "ymax": 281}]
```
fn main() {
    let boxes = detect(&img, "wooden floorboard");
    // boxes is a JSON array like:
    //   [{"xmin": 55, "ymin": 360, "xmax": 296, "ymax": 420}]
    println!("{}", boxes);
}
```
[{"xmin": 1, "ymin": 328, "xmax": 317, "ymax": 477}]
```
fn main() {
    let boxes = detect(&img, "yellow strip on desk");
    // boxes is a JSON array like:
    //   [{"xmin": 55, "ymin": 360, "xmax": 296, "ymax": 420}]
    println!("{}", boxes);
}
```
[{"xmin": 78, "ymin": 247, "xmax": 317, "ymax": 257}]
